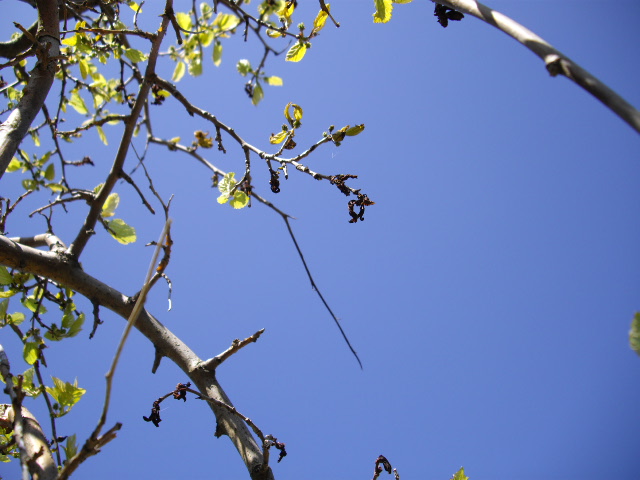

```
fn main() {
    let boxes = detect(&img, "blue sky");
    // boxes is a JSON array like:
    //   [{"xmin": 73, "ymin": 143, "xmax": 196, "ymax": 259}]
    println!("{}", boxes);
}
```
[{"xmin": 1, "ymin": 1, "xmax": 639, "ymax": 479}]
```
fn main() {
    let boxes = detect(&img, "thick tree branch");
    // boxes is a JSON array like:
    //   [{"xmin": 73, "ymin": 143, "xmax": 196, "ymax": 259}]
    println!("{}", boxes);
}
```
[
  {"xmin": 0, "ymin": 0, "xmax": 60, "ymax": 178},
  {"xmin": 0, "ymin": 235, "xmax": 274, "ymax": 480},
  {"xmin": 435, "ymin": 0, "xmax": 640, "ymax": 134}
]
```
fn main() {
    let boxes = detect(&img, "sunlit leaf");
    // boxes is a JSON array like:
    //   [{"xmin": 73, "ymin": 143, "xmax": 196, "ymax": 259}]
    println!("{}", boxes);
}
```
[
  {"xmin": 373, "ymin": 0, "xmax": 393, "ymax": 23},
  {"xmin": 213, "ymin": 41, "xmax": 222, "ymax": 66},
  {"xmin": 69, "ymin": 91, "xmax": 89, "ymax": 115},
  {"xmin": 175, "ymin": 12, "xmax": 192, "ymax": 31},
  {"xmin": 345, "ymin": 124, "xmax": 365, "ymax": 136},
  {"xmin": 44, "ymin": 162, "xmax": 55, "ymax": 181},
  {"xmin": 78, "ymin": 58, "xmax": 90, "ymax": 80},
  {"xmin": 630, "ymin": 313, "xmax": 640, "ymax": 357},
  {"xmin": 61, "ymin": 35, "xmax": 77, "ymax": 46},
  {"xmin": 23, "ymin": 342, "xmax": 40, "ymax": 365},
  {"xmin": 96, "ymin": 125, "xmax": 108, "ymax": 145},
  {"xmin": 101, "ymin": 193, "xmax": 119, "ymax": 218},
  {"xmin": 264, "ymin": 76, "xmax": 283, "ymax": 86},
  {"xmin": 237, "ymin": 59, "xmax": 251, "ymax": 76},
  {"xmin": 252, "ymin": 82, "xmax": 264, "ymax": 106},
  {"xmin": 450, "ymin": 468, "xmax": 469, "ymax": 480},
  {"xmin": 215, "ymin": 13, "xmax": 241, "ymax": 31},
  {"xmin": 230, "ymin": 191, "xmax": 249, "ymax": 209},
  {"xmin": 285, "ymin": 42, "xmax": 307, "ymax": 62},
  {"xmin": 62, "ymin": 435, "xmax": 78, "ymax": 464},
  {"xmin": 46, "ymin": 377, "xmax": 86, "ymax": 417},
  {"xmin": 313, "ymin": 4, "xmax": 329, "ymax": 34},
  {"xmin": 105, "ymin": 219, "xmax": 136, "ymax": 244},
  {"xmin": 269, "ymin": 131, "xmax": 288, "ymax": 144},
  {"xmin": 172, "ymin": 61, "xmax": 186, "ymax": 82},
  {"xmin": 124, "ymin": 48, "xmax": 147, "ymax": 63},
  {"xmin": 128, "ymin": 1, "xmax": 142, "ymax": 12}
]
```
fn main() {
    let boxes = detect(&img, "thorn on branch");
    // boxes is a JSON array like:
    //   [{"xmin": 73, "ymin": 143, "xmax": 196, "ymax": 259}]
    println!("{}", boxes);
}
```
[{"xmin": 434, "ymin": 4, "xmax": 464, "ymax": 28}]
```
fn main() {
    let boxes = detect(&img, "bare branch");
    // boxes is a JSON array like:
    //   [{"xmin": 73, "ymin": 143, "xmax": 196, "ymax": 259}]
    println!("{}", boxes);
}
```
[{"xmin": 434, "ymin": 0, "xmax": 640, "ymax": 134}]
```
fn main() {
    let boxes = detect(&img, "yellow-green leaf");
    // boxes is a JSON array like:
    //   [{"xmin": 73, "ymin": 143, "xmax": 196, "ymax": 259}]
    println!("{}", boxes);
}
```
[
  {"xmin": 175, "ymin": 12, "xmax": 192, "ymax": 30},
  {"xmin": 61, "ymin": 35, "xmax": 77, "ymax": 46},
  {"xmin": 373, "ymin": 0, "xmax": 393, "ymax": 23},
  {"xmin": 217, "ymin": 194, "xmax": 229, "ymax": 204},
  {"xmin": 345, "ymin": 124, "xmax": 365, "ymax": 136},
  {"xmin": 269, "ymin": 131, "xmax": 288, "ymax": 144},
  {"xmin": 101, "ymin": 193, "xmax": 119, "ymax": 218},
  {"xmin": 128, "ymin": 1, "xmax": 142, "ymax": 12},
  {"xmin": 230, "ymin": 191, "xmax": 249, "ymax": 209},
  {"xmin": 252, "ymin": 82, "xmax": 264, "ymax": 106},
  {"xmin": 105, "ymin": 218, "xmax": 136, "ymax": 244},
  {"xmin": 44, "ymin": 162, "xmax": 55, "ymax": 181},
  {"xmin": 78, "ymin": 58, "xmax": 90, "ymax": 80},
  {"xmin": 215, "ymin": 13, "xmax": 241, "ymax": 31},
  {"xmin": 264, "ymin": 76, "xmax": 283, "ymax": 86},
  {"xmin": 313, "ymin": 4, "xmax": 329, "ymax": 33},
  {"xmin": 393, "ymin": 0, "xmax": 414, "ymax": 3},
  {"xmin": 23, "ymin": 342, "xmax": 40, "ymax": 365},
  {"xmin": 285, "ymin": 42, "xmax": 307, "ymax": 62},
  {"xmin": 213, "ymin": 41, "xmax": 222, "ymax": 66},
  {"xmin": 124, "ymin": 48, "xmax": 147, "ymax": 63},
  {"xmin": 630, "ymin": 313, "xmax": 640, "ymax": 357},
  {"xmin": 172, "ymin": 61, "xmax": 186, "ymax": 82},
  {"xmin": 69, "ymin": 91, "xmax": 89, "ymax": 115},
  {"xmin": 96, "ymin": 125, "xmax": 108, "ymax": 145}
]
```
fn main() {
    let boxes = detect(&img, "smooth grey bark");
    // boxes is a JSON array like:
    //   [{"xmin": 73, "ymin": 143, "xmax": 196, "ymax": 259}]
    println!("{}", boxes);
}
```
[
  {"xmin": 0, "ymin": 235, "xmax": 275, "ymax": 480},
  {"xmin": 0, "ymin": 0, "xmax": 60, "ymax": 178}
]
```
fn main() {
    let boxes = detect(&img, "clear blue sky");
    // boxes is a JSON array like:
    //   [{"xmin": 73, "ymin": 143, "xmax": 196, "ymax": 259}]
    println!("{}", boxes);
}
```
[{"xmin": 1, "ymin": 1, "xmax": 639, "ymax": 480}]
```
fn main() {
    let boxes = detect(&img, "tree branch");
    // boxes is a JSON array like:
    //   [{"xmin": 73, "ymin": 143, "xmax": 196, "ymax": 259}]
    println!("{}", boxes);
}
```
[
  {"xmin": 434, "ymin": 0, "xmax": 640, "ymax": 134},
  {"xmin": 0, "ymin": 0, "xmax": 61, "ymax": 178},
  {"xmin": 0, "ymin": 235, "xmax": 274, "ymax": 480}
]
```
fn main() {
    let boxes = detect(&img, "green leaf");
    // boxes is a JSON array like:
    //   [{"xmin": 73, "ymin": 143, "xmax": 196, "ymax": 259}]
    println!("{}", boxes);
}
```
[
  {"xmin": 373, "ymin": 0, "xmax": 393, "ymax": 23},
  {"xmin": 252, "ymin": 82, "xmax": 264, "ymax": 106},
  {"xmin": 6, "ymin": 157, "xmax": 22, "ymax": 173},
  {"xmin": 44, "ymin": 162, "xmax": 55, "ymax": 181},
  {"xmin": 78, "ymin": 58, "xmax": 90, "ymax": 80},
  {"xmin": 23, "ymin": 342, "xmax": 40, "ymax": 365},
  {"xmin": 101, "ymin": 193, "xmax": 119, "ymax": 218},
  {"xmin": 230, "ymin": 191, "xmax": 249, "ymax": 209},
  {"xmin": 188, "ymin": 53, "xmax": 203, "ymax": 76},
  {"xmin": 172, "ymin": 61, "xmax": 186, "ymax": 82},
  {"xmin": 0, "ymin": 266, "xmax": 12, "ymax": 285},
  {"xmin": 105, "ymin": 219, "xmax": 136, "ymax": 244},
  {"xmin": 62, "ymin": 434, "xmax": 78, "ymax": 464},
  {"xmin": 175, "ymin": 12, "xmax": 192, "ymax": 31},
  {"xmin": 217, "ymin": 194, "xmax": 229, "ymax": 205},
  {"xmin": 237, "ymin": 59, "xmax": 251, "ymax": 76},
  {"xmin": 96, "ymin": 125, "xmax": 108, "ymax": 145},
  {"xmin": 46, "ymin": 377, "xmax": 86, "ymax": 417},
  {"xmin": 124, "ymin": 48, "xmax": 147, "ymax": 63},
  {"xmin": 23, "ymin": 296, "xmax": 47, "ymax": 314},
  {"xmin": 128, "ymin": 1, "xmax": 142, "ymax": 12},
  {"xmin": 217, "ymin": 171, "xmax": 237, "ymax": 196},
  {"xmin": 393, "ymin": 0, "xmax": 414, "ymax": 3},
  {"xmin": 450, "ymin": 467, "xmax": 469, "ymax": 480},
  {"xmin": 630, "ymin": 313, "xmax": 640, "ymax": 357},
  {"xmin": 345, "ymin": 124, "xmax": 365, "ymax": 136},
  {"xmin": 69, "ymin": 91, "xmax": 89, "ymax": 115},
  {"xmin": 264, "ymin": 76, "xmax": 283, "ymax": 86},
  {"xmin": 313, "ymin": 4, "xmax": 329, "ymax": 34},
  {"xmin": 285, "ymin": 42, "xmax": 307, "ymax": 62},
  {"xmin": 269, "ymin": 131, "xmax": 288, "ymax": 144},
  {"xmin": 0, "ymin": 289, "xmax": 17, "ymax": 299},
  {"xmin": 215, "ymin": 13, "xmax": 241, "ymax": 31},
  {"xmin": 213, "ymin": 41, "xmax": 222, "ymax": 66}
]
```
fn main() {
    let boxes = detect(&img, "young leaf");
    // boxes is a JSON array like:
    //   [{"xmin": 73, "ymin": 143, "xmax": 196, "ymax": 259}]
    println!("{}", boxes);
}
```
[
  {"xmin": 172, "ymin": 61, "xmax": 186, "ymax": 82},
  {"xmin": 264, "ymin": 76, "xmax": 283, "ymax": 86},
  {"xmin": 230, "ymin": 191, "xmax": 249, "ymax": 209},
  {"xmin": 69, "ymin": 91, "xmax": 89, "ymax": 115},
  {"xmin": 237, "ymin": 59, "xmax": 252, "ymax": 76},
  {"xmin": 269, "ymin": 131, "xmax": 288, "ymax": 144},
  {"xmin": 175, "ymin": 12, "xmax": 192, "ymax": 30},
  {"xmin": 313, "ymin": 4, "xmax": 329, "ymax": 34},
  {"xmin": 0, "ymin": 266, "xmax": 12, "ymax": 285},
  {"xmin": 44, "ymin": 162, "xmax": 55, "ymax": 181},
  {"xmin": 96, "ymin": 125, "xmax": 108, "ymax": 145},
  {"xmin": 63, "ymin": 435, "xmax": 78, "ymax": 464},
  {"xmin": 286, "ymin": 42, "xmax": 307, "ymax": 62},
  {"xmin": 630, "ymin": 313, "xmax": 640, "ymax": 357},
  {"xmin": 101, "ymin": 193, "xmax": 119, "ymax": 218},
  {"xmin": 450, "ymin": 468, "xmax": 469, "ymax": 480},
  {"xmin": 23, "ymin": 342, "xmax": 40, "ymax": 365},
  {"xmin": 373, "ymin": 0, "xmax": 393, "ymax": 23},
  {"xmin": 46, "ymin": 377, "xmax": 86, "ymax": 417},
  {"xmin": 215, "ymin": 13, "xmax": 241, "ymax": 31},
  {"xmin": 213, "ymin": 41, "xmax": 223, "ymax": 66},
  {"xmin": 345, "ymin": 124, "xmax": 366, "ymax": 136},
  {"xmin": 105, "ymin": 219, "xmax": 137, "ymax": 244},
  {"xmin": 124, "ymin": 48, "xmax": 147, "ymax": 63},
  {"xmin": 252, "ymin": 82, "xmax": 264, "ymax": 106}
]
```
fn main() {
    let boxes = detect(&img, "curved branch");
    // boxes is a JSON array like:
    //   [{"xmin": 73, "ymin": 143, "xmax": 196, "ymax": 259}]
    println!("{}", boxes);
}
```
[
  {"xmin": 435, "ymin": 0, "xmax": 640, "ymax": 134},
  {"xmin": 0, "ymin": 20, "xmax": 38, "ymax": 59},
  {"xmin": 0, "ymin": 0, "xmax": 61, "ymax": 178},
  {"xmin": 0, "ymin": 235, "xmax": 274, "ymax": 480}
]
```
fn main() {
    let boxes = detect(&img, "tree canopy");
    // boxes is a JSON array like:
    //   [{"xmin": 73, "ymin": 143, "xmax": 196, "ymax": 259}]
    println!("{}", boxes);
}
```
[{"xmin": 1, "ymin": 1, "xmax": 639, "ymax": 480}]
